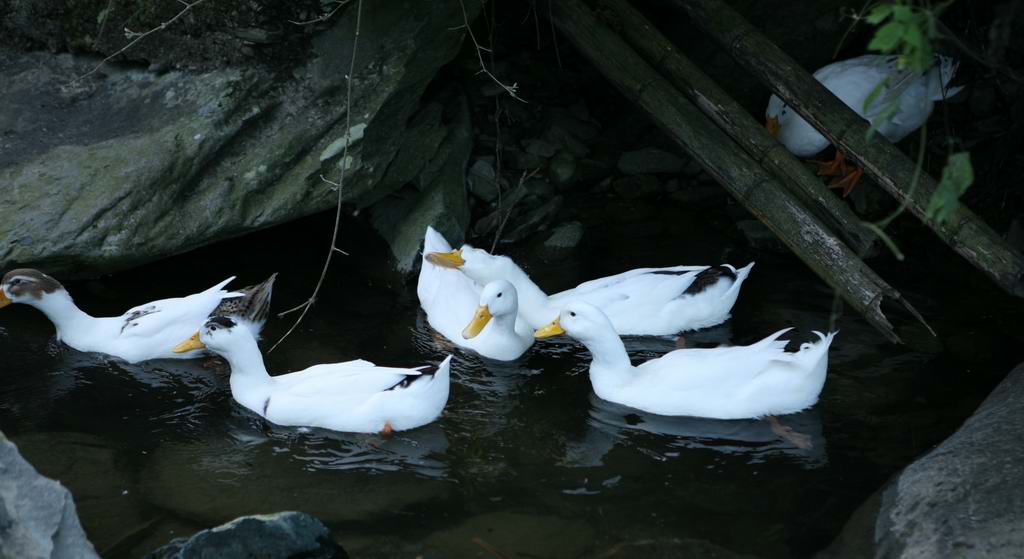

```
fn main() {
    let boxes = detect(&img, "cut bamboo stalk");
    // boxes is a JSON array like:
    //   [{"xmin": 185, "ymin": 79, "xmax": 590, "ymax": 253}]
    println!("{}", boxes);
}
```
[
  {"xmin": 550, "ymin": 0, "xmax": 925, "ymax": 343},
  {"xmin": 676, "ymin": 0, "xmax": 1024, "ymax": 297},
  {"xmin": 599, "ymin": 0, "xmax": 876, "ymax": 256}
]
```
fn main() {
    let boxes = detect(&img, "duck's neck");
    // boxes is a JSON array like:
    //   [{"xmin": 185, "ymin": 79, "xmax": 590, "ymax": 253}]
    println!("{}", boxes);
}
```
[
  {"xmin": 490, "ymin": 311, "xmax": 520, "ymax": 338},
  {"xmin": 30, "ymin": 291, "xmax": 94, "ymax": 340},
  {"xmin": 580, "ymin": 331, "xmax": 633, "ymax": 389},
  {"xmin": 501, "ymin": 265, "xmax": 552, "ymax": 328},
  {"xmin": 222, "ymin": 339, "xmax": 274, "ymax": 413}
]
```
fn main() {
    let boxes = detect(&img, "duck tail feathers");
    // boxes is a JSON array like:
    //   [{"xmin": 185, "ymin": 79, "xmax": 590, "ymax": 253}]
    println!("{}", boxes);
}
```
[{"xmin": 211, "ymin": 273, "xmax": 277, "ymax": 327}]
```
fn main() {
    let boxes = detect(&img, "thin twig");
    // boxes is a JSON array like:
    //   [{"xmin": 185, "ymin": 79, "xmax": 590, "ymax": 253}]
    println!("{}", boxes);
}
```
[
  {"xmin": 456, "ymin": 0, "xmax": 526, "ymax": 102},
  {"xmin": 269, "ymin": 0, "xmax": 362, "ymax": 353},
  {"xmin": 289, "ymin": 0, "xmax": 351, "ymax": 26},
  {"xmin": 548, "ymin": 0, "xmax": 563, "ymax": 68},
  {"xmin": 492, "ymin": 168, "xmax": 540, "ymax": 249},
  {"xmin": 71, "ymin": 0, "xmax": 208, "ymax": 84}
]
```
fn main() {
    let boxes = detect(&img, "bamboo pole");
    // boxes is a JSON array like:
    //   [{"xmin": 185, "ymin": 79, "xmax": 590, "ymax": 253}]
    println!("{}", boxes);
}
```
[
  {"xmin": 599, "ymin": 0, "xmax": 876, "ymax": 256},
  {"xmin": 550, "ymin": 0, "xmax": 926, "ymax": 343},
  {"xmin": 676, "ymin": 0, "xmax": 1024, "ymax": 297}
]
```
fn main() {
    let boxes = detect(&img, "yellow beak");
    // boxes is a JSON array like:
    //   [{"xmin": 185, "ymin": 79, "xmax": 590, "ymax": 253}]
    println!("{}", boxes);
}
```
[
  {"xmin": 766, "ymin": 115, "xmax": 781, "ymax": 138},
  {"xmin": 0, "ymin": 289, "xmax": 10, "ymax": 309},
  {"xmin": 462, "ymin": 305, "xmax": 493, "ymax": 339},
  {"xmin": 172, "ymin": 331, "xmax": 206, "ymax": 353},
  {"xmin": 426, "ymin": 249, "xmax": 465, "ymax": 268},
  {"xmin": 534, "ymin": 318, "xmax": 566, "ymax": 339}
]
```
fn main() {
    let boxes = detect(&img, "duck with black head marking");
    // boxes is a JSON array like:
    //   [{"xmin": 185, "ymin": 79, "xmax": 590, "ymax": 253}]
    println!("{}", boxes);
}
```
[
  {"xmin": 0, "ymin": 268, "xmax": 276, "ymax": 363},
  {"xmin": 426, "ymin": 244, "xmax": 754, "ymax": 336},
  {"xmin": 173, "ymin": 316, "xmax": 452, "ymax": 434}
]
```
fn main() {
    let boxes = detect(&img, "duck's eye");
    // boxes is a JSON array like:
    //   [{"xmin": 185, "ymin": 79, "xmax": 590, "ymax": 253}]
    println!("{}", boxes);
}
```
[
  {"xmin": 9, "ymin": 279, "xmax": 20, "ymax": 286},
  {"xmin": 209, "ymin": 325, "xmax": 217, "ymax": 331},
  {"xmin": 497, "ymin": 292, "xmax": 502, "ymax": 298},
  {"xmin": 569, "ymin": 311, "xmax": 576, "ymax": 317}
]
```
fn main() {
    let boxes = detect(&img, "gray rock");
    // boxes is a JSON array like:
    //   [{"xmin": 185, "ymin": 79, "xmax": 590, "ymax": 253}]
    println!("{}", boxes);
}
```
[
  {"xmin": 145, "ymin": 512, "xmax": 346, "ymax": 559},
  {"xmin": 523, "ymin": 177, "xmax": 555, "ymax": 199},
  {"xmin": 0, "ymin": 431, "xmax": 100, "ymax": 559},
  {"xmin": 467, "ymin": 159, "xmax": 498, "ymax": 202},
  {"xmin": 548, "ymin": 150, "xmax": 577, "ymax": 187},
  {"xmin": 11, "ymin": 432, "xmax": 148, "ymax": 552},
  {"xmin": 612, "ymin": 174, "xmax": 660, "ymax": 199},
  {"xmin": 0, "ymin": 0, "xmax": 482, "ymax": 277},
  {"xmin": 502, "ymin": 196, "xmax": 563, "ymax": 243},
  {"xmin": 504, "ymin": 148, "xmax": 546, "ymax": 171},
  {"xmin": 369, "ymin": 89, "xmax": 472, "ymax": 272},
  {"xmin": 523, "ymin": 138, "xmax": 557, "ymax": 158},
  {"xmin": 472, "ymin": 183, "xmax": 529, "ymax": 238},
  {"xmin": 617, "ymin": 147, "xmax": 687, "ymax": 175},
  {"xmin": 873, "ymin": 362, "xmax": 1024, "ymax": 558},
  {"xmin": 543, "ymin": 222, "xmax": 584, "ymax": 250},
  {"xmin": 546, "ymin": 107, "xmax": 600, "ymax": 142}
]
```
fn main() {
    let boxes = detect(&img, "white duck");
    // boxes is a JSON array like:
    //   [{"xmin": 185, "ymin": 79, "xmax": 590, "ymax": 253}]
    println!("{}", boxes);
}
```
[
  {"xmin": 426, "ymin": 245, "xmax": 754, "ymax": 336},
  {"xmin": 765, "ymin": 54, "xmax": 964, "ymax": 195},
  {"xmin": 173, "ymin": 316, "xmax": 451, "ymax": 434},
  {"xmin": 534, "ymin": 302, "xmax": 835, "ymax": 420},
  {"xmin": 417, "ymin": 227, "xmax": 533, "ymax": 361},
  {"xmin": 0, "ymin": 268, "xmax": 275, "ymax": 363}
]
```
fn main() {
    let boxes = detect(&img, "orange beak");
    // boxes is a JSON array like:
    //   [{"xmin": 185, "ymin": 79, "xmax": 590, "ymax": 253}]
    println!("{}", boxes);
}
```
[
  {"xmin": 765, "ymin": 116, "xmax": 781, "ymax": 138},
  {"xmin": 426, "ymin": 249, "xmax": 465, "ymax": 269},
  {"xmin": 0, "ymin": 289, "xmax": 11, "ymax": 309}
]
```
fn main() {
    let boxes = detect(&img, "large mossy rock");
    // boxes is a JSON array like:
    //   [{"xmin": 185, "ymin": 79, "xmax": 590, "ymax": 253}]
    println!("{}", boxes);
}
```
[
  {"xmin": 0, "ymin": 0, "xmax": 477, "ymax": 276},
  {"xmin": 820, "ymin": 362, "xmax": 1024, "ymax": 558},
  {"xmin": 0, "ymin": 431, "xmax": 100, "ymax": 559}
]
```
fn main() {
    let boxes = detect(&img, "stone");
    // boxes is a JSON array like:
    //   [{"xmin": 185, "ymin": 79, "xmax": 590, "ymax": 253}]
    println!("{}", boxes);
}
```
[
  {"xmin": 424, "ymin": 511, "xmax": 596, "ymax": 558},
  {"xmin": 617, "ymin": 147, "xmax": 687, "ymax": 175},
  {"xmin": 0, "ymin": 0, "xmax": 482, "ymax": 277},
  {"xmin": 737, "ymin": 220, "xmax": 787, "ymax": 253},
  {"xmin": 523, "ymin": 138, "xmax": 557, "ymax": 158},
  {"xmin": 523, "ymin": 177, "xmax": 555, "ymax": 199},
  {"xmin": 145, "ymin": 512, "xmax": 347, "ymax": 559},
  {"xmin": 504, "ymin": 148, "xmax": 547, "ymax": 171},
  {"xmin": 543, "ymin": 221, "xmax": 584, "ymax": 250},
  {"xmin": 369, "ymin": 90, "xmax": 472, "ymax": 272},
  {"xmin": 548, "ymin": 150, "xmax": 577, "ymax": 187},
  {"xmin": 502, "ymin": 196, "xmax": 563, "ymax": 243},
  {"xmin": 872, "ymin": 362, "xmax": 1024, "ymax": 558},
  {"xmin": 545, "ymin": 107, "xmax": 600, "ymax": 142},
  {"xmin": 467, "ymin": 159, "xmax": 499, "ymax": 202},
  {"xmin": 612, "ymin": 174, "xmax": 661, "ymax": 199},
  {"xmin": 0, "ymin": 431, "xmax": 100, "ymax": 559},
  {"xmin": 472, "ymin": 183, "xmax": 529, "ymax": 238},
  {"xmin": 140, "ymin": 440, "xmax": 453, "ymax": 525},
  {"xmin": 11, "ymin": 432, "xmax": 149, "ymax": 552}
]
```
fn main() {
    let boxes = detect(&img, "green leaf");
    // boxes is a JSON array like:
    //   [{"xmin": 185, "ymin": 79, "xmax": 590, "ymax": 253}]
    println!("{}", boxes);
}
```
[
  {"xmin": 863, "ymin": 77, "xmax": 890, "ymax": 113},
  {"xmin": 891, "ymin": 5, "xmax": 914, "ymax": 23},
  {"xmin": 865, "ymin": 4, "xmax": 894, "ymax": 24},
  {"xmin": 868, "ymin": 22, "xmax": 905, "ymax": 52},
  {"xmin": 866, "ymin": 101, "xmax": 900, "ymax": 139},
  {"xmin": 926, "ymin": 152, "xmax": 974, "ymax": 224},
  {"xmin": 903, "ymin": 23, "xmax": 923, "ymax": 48}
]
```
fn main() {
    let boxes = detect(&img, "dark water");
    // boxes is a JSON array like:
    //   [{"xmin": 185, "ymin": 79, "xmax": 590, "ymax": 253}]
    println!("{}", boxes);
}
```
[{"xmin": 1, "ymin": 198, "xmax": 1018, "ymax": 558}]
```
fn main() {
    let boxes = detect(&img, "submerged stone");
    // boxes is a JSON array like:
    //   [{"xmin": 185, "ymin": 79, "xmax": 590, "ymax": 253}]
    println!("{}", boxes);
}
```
[{"xmin": 145, "ymin": 512, "xmax": 347, "ymax": 559}]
